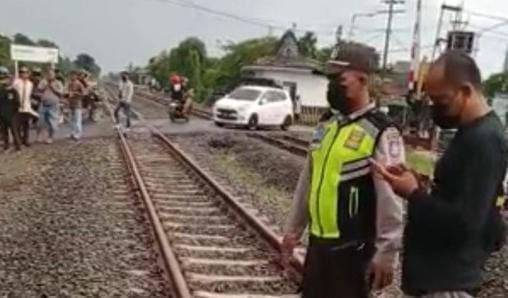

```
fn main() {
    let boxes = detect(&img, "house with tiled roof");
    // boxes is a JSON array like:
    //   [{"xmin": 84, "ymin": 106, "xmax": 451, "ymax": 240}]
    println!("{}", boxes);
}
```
[{"xmin": 242, "ymin": 30, "xmax": 328, "ymax": 108}]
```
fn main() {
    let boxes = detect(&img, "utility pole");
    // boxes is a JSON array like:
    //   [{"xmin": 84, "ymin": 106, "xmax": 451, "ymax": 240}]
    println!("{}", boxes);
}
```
[
  {"xmin": 431, "ymin": 4, "xmax": 463, "ymax": 60},
  {"xmin": 409, "ymin": 0, "xmax": 422, "ymax": 93},
  {"xmin": 382, "ymin": 0, "xmax": 404, "ymax": 70}
]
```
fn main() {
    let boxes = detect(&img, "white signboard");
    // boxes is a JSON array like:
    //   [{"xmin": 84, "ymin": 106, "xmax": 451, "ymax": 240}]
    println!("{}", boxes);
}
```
[{"xmin": 10, "ymin": 44, "xmax": 59, "ymax": 63}]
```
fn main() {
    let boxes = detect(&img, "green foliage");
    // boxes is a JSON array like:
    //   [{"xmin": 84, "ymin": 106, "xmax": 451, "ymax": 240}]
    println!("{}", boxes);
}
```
[
  {"xmin": 212, "ymin": 37, "xmax": 278, "ymax": 90},
  {"xmin": 483, "ymin": 72, "xmax": 508, "ymax": 101},
  {"xmin": 13, "ymin": 33, "xmax": 35, "ymax": 46},
  {"xmin": 0, "ymin": 35, "xmax": 12, "ymax": 69},
  {"xmin": 57, "ymin": 56, "xmax": 75, "ymax": 77},
  {"xmin": 37, "ymin": 39, "xmax": 58, "ymax": 48},
  {"xmin": 298, "ymin": 31, "xmax": 318, "ymax": 59},
  {"xmin": 74, "ymin": 53, "xmax": 101, "ymax": 77},
  {"xmin": 316, "ymin": 46, "xmax": 333, "ymax": 63}
]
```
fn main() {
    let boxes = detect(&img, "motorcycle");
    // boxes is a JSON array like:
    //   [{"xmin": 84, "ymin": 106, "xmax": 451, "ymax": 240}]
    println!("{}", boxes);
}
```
[{"xmin": 168, "ymin": 100, "xmax": 189, "ymax": 122}]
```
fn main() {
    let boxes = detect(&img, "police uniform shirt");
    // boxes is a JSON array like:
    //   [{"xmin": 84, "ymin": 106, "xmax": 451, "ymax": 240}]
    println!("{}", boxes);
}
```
[{"xmin": 285, "ymin": 103, "xmax": 405, "ymax": 267}]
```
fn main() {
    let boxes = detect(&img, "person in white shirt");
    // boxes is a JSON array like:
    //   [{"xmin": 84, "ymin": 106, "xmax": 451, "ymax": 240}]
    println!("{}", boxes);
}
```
[
  {"xmin": 12, "ymin": 66, "xmax": 38, "ymax": 146},
  {"xmin": 114, "ymin": 71, "xmax": 134, "ymax": 129}
]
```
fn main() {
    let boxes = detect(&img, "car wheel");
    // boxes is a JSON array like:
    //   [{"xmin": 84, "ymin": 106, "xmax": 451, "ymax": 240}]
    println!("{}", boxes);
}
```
[
  {"xmin": 281, "ymin": 115, "xmax": 292, "ymax": 131},
  {"xmin": 247, "ymin": 115, "xmax": 258, "ymax": 130}
]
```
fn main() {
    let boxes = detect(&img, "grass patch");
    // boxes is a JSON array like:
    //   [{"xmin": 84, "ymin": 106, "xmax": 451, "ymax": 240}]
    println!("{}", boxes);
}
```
[{"xmin": 406, "ymin": 148, "xmax": 436, "ymax": 177}]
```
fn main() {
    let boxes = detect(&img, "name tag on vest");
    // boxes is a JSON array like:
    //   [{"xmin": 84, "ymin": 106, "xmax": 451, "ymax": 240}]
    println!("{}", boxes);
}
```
[{"xmin": 344, "ymin": 129, "xmax": 366, "ymax": 151}]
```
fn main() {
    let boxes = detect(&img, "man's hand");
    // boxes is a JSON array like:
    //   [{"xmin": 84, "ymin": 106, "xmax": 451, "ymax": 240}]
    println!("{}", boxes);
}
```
[
  {"xmin": 366, "ymin": 260, "xmax": 394, "ymax": 290},
  {"xmin": 281, "ymin": 233, "xmax": 299, "ymax": 256},
  {"xmin": 370, "ymin": 159, "xmax": 419, "ymax": 198},
  {"xmin": 280, "ymin": 233, "xmax": 300, "ymax": 270}
]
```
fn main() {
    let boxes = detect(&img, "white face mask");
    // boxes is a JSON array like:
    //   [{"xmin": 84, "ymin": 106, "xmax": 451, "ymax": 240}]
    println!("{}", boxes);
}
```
[{"xmin": 173, "ymin": 84, "xmax": 181, "ymax": 91}]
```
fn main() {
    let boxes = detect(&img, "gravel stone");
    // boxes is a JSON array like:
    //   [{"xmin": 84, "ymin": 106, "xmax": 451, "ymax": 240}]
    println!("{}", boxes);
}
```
[{"xmin": 0, "ymin": 138, "xmax": 170, "ymax": 297}]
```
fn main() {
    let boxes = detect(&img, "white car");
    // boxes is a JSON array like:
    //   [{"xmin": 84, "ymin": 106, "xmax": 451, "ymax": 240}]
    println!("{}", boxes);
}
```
[{"xmin": 213, "ymin": 86, "xmax": 294, "ymax": 130}]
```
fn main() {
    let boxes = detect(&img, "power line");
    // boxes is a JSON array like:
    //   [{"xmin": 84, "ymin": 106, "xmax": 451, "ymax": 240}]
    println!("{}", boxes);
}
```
[
  {"xmin": 151, "ymin": 0, "xmax": 287, "ymax": 30},
  {"xmin": 478, "ymin": 19, "xmax": 508, "ymax": 35},
  {"xmin": 468, "ymin": 24, "xmax": 508, "ymax": 39},
  {"xmin": 390, "ymin": 44, "xmax": 433, "ymax": 53},
  {"xmin": 149, "ymin": 0, "xmax": 335, "ymax": 37},
  {"xmin": 465, "ymin": 10, "xmax": 508, "ymax": 23}
]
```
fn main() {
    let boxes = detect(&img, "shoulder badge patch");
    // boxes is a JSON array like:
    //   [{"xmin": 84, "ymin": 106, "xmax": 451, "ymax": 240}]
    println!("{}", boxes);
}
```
[
  {"xmin": 310, "ymin": 124, "xmax": 328, "ymax": 150},
  {"xmin": 389, "ymin": 140, "xmax": 402, "ymax": 158},
  {"xmin": 344, "ymin": 129, "xmax": 366, "ymax": 151}
]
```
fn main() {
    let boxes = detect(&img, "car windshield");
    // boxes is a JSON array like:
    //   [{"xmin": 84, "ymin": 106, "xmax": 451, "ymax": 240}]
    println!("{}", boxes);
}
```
[{"xmin": 228, "ymin": 88, "xmax": 261, "ymax": 101}]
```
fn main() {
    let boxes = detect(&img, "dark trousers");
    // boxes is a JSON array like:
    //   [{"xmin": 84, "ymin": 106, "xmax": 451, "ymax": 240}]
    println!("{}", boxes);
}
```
[
  {"xmin": 301, "ymin": 238, "xmax": 374, "ymax": 298},
  {"xmin": 114, "ymin": 102, "xmax": 131, "ymax": 128},
  {"xmin": 18, "ymin": 113, "xmax": 32, "ymax": 145},
  {"xmin": 0, "ymin": 115, "xmax": 21, "ymax": 150}
]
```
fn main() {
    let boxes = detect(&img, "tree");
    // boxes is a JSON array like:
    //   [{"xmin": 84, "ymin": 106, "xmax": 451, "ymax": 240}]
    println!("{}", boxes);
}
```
[
  {"xmin": 484, "ymin": 72, "xmax": 508, "ymax": 102},
  {"xmin": 0, "ymin": 35, "xmax": 11, "ymax": 68},
  {"xmin": 13, "ymin": 33, "xmax": 35, "ymax": 46},
  {"xmin": 298, "ymin": 31, "xmax": 318, "ymax": 59},
  {"xmin": 147, "ymin": 37, "xmax": 208, "ymax": 98},
  {"xmin": 212, "ymin": 37, "xmax": 278, "ymax": 90},
  {"xmin": 74, "ymin": 53, "xmax": 101, "ymax": 77},
  {"xmin": 57, "ymin": 56, "xmax": 75, "ymax": 77},
  {"xmin": 316, "ymin": 46, "xmax": 333, "ymax": 63},
  {"xmin": 37, "ymin": 39, "xmax": 59, "ymax": 48}
]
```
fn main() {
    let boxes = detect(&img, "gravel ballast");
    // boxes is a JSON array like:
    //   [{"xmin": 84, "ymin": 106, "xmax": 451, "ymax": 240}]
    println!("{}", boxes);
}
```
[
  {"xmin": 170, "ymin": 132, "xmax": 304, "ymax": 233},
  {"xmin": 0, "ymin": 138, "xmax": 169, "ymax": 297}
]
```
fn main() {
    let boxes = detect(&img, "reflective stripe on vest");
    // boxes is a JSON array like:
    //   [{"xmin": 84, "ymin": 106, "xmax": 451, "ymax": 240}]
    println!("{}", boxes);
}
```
[{"xmin": 309, "ymin": 118, "xmax": 379, "ymax": 239}]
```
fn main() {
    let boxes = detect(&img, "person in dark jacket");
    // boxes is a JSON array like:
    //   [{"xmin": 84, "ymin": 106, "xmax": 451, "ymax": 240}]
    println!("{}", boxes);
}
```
[
  {"xmin": 374, "ymin": 51, "xmax": 507, "ymax": 297},
  {"xmin": 0, "ymin": 66, "xmax": 21, "ymax": 151}
]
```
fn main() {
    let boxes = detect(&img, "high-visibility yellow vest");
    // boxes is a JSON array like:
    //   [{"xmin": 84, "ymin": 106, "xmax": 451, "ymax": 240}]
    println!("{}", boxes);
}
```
[{"xmin": 309, "ymin": 110, "xmax": 390, "ymax": 241}]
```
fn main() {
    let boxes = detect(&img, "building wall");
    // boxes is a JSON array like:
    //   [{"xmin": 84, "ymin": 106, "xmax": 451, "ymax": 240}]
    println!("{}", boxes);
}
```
[{"xmin": 252, "ymin": 69, "xmax": 328, "ymax": 107}]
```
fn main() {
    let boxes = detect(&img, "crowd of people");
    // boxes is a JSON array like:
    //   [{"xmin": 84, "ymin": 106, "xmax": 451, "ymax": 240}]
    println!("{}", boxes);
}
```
[{"xmin": 0, "ymin": 66, "xmax": 99, "ymax": 151}]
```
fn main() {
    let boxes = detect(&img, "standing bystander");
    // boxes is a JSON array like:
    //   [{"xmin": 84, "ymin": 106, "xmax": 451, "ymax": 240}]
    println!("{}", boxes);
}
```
[
  {"xmin": 36, "ymin": 69, "xmax": 64, "ymax": 144},
  {"xmin": 13, "ymin": 66, "xmax": 38, "ymax": 146},
  {"xmin": 114, "ymin": 71, "xmax": 134, "ymax": 130},
  {"xmin": 30, "ymin": 67, "xmax": 43, "ymax": 125},
  {"xmin": 0, "ymin": 66, "xmax": 21, "ymax": 151},
  {"xmin": 66, "ymin": 70, "xmax": 86, "ymax": 140}
]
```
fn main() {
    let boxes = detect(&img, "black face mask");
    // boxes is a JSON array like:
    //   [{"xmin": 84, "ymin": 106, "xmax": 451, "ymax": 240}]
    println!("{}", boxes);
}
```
[
  {"xmin": 122, "ymin": 76, "xmax": 127, "ymax": 81},
  {"xmin": 431, "ymin": 93, "xmax": 466, "ymax": 129},
  {"xmin": 326, "ymin": 77, "xmax": 349, "ymax": 113},
  {"xmin": 431, "ymin": 102, "xmax": 464, "ymax": 129}
]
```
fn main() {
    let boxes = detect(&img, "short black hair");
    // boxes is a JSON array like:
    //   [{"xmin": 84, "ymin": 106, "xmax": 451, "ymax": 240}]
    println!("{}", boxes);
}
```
[{"xmin": 433, "ymin": 50, "xmax": 482, "ymax": 90}]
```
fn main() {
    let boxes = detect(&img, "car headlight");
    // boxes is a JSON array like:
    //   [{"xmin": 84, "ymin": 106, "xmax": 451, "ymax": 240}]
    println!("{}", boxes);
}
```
[{"xmin": 238, "ymin": 106, "xmax": 248, "ymax": 113}]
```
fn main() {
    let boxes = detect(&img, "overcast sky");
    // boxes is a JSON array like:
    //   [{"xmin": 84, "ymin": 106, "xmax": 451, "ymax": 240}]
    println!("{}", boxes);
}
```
[{"xmin": 1, "ymin": 0, "xmax": 508, "ymax": 77}]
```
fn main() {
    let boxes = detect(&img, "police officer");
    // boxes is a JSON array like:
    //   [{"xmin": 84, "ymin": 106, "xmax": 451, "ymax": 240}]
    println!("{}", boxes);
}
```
[
  {"xmin": 282, "ymin": 43, "xmax": 405, "ymax": 298},
  {"xmin": 0, "ymin": 67, "xmax": 22, "ymax": 151}
]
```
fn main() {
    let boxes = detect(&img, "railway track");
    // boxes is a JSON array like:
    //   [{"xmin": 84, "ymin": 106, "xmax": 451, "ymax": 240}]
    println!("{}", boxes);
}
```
[
  {"xmin": 103, "ymin": 86, "xmax": 303, "ymax": 298},
  {"xmin": 247, "ymin": 134, "xmax": 309, "ymax": 158}
]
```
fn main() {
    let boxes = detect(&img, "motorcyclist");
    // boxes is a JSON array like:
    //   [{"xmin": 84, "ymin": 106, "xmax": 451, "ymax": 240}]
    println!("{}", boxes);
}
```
[
  {"xmin": 169, "ymin": 74, "xmax": 185, "ymax": 102},
  {"xmin": 168, "ymin": 74, "xmax": 188, "ymax": 118}
]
